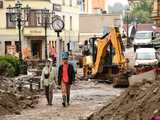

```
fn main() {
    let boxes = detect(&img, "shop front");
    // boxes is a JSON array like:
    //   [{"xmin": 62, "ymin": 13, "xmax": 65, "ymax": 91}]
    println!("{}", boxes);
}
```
[{"xmin": 23, "ymin": 28, "xmax": 46, "ymax": 60}]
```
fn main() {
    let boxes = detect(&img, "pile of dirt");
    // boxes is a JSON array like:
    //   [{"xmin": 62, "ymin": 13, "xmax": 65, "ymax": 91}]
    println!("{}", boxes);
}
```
[
  {"xmin": 88, "ymin": 79, "xmax": 160, "ymax": 120},
  {"xmin": 0, "ymin": 76, "xmax": 39, "ymax": 116}
]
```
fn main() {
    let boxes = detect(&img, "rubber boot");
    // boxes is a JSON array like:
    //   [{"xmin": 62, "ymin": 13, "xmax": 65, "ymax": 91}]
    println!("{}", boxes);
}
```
[
  {"xmin": 49, "ymin": 93, "xmax": 53, "ymax": 105},
  {"xmin": 62, "ymin": 96, "xmax": 66, "ymax": 107},
  {"xmin": 67, "ymin": 95, "xmax": 70, "ymax": 106}
]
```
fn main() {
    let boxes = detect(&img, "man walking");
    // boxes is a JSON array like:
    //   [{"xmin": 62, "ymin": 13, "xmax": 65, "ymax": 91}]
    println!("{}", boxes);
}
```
[
  {"xmin": 58, "ymin": 52, "xmax": 75, "ymax": 107},
  {"xmin": 41, "ymin": 59, "xmax": 56, "ymax": 105}
]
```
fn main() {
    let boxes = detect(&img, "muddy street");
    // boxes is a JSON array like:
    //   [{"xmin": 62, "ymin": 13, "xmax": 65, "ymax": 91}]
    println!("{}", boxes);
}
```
[{"xmin": 0, "ymin": 81, "xmax": 124, "ymax": 120}]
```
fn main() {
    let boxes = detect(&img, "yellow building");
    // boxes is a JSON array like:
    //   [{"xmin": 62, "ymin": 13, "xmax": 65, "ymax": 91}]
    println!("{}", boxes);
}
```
[
  {"xmin": 152, "ymin": 0, "xmax": 160, "ymax": 26},
  {"xmin": 0, "ymin": 0, "xmax": 80, "ymax": 59},
  {"xmin": 82, "ymin": 0, "xmax": 108, "ymax": 14}
]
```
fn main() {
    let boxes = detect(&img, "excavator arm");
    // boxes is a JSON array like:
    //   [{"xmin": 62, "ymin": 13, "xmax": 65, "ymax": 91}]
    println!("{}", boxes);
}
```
[{"xmin": 92, "ymin": 27, "xmax": 126, "ymax": 76}]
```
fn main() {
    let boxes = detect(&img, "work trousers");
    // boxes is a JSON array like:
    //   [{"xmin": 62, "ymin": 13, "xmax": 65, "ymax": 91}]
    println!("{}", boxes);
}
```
[
  {"xmin": 83, "ymin": 65, "xmax": 89, "ymax": 78},
  {"xmin": 45, "ymin": 85, "xmax": 53, "ymax": 105},
  {"xmin": 61, "ymin": 81, "xmax": 70, "ymax": 96},
  {"xmin": 61, "ymin": 81, "xmax": 70, "ymax": 104}
]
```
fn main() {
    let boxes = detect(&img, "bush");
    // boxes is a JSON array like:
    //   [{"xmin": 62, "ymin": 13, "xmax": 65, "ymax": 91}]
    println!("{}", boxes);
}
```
[
  {"xmin": 0, "ymin": 56, "xmax": 20, "ymax": 76},
  {"xmin": 0, "ymin": 60, "xmax": 15, "ymax": 77}
]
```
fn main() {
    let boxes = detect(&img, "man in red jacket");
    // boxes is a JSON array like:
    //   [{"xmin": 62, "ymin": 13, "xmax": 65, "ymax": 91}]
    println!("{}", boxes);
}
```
[{"xmin": 58, "ymin": 52, "xmax": 75, "ymax": 107}]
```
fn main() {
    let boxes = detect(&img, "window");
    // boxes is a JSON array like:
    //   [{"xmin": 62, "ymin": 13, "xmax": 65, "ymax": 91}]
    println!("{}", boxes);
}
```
[
  {"xmin": 70, "ymin": 0, "xmax": 72, "ymax": 7},
  {"xmin": 77, "ymin": 0, "xmax": 81, "ymax": 5},
  {"xmin": 135, "ymin": 33, "xmax": 152, "ymax": 39},
  {"xmin": 62, "ymin": 0, "xmax": 65, "ymax": 5},
  {"xmin": 53, "ymin": 3, "xmax": 62, "ymax": 11},
  {"xmin": 5, "ymin": 41, "xmax": 11, "ymax": 54},
  {"xmin": 54, "ymin": 41, "xmax": 56, "ymax": 49},
  {"xmin": 70, "ymin": 16, "xmax": 72, "ymax": 30},
  {"xmin": 136, "ymin": 52, "xmax": 156, "ymax": 60},
  {"xmin": 63, "ymin": 15, "xmax": 65, "ymax": 30},
  {"xmin": 83, "ymin": 0, "xmax": 85, "ymax": 12},
  {"xmin": 0, "ymin": 1, "xmax": 3, "ymax": 8},
  {"xmin": 52, "ymin": 41, "xmax": 54, "ymax": 48},
  {"xmin": 62, "ymin": 41, "xmax": 65, "ymax": 51},
  {"xmin": 28, "ymin": 10, "xmax": 38, "ymax": 27},
  {"xmin": 27, "ymin": 9, "xmax": 49, "ymax": 27},
  {"xmin": 15, "ymin": 41, "xmax": 19, "ymax": 53},
  {"xmin": 6, "ymin": 13, "xmax": 16, "ymax": 28}
]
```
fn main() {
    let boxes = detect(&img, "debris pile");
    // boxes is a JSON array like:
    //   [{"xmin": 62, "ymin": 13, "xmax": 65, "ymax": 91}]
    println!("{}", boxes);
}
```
[
  {"xmin": 0, "ymin": 76, "xmax": 39, "ymax": 116},
  {"xmin": 88, "ymin": 78, "xmax": 160, "ymax": 120}
]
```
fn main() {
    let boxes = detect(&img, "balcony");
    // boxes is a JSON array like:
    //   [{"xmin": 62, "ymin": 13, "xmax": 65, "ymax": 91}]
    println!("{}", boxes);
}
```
[{"xmin": 152, "ymin": 10, "xmax": 160, "ymax": 20}]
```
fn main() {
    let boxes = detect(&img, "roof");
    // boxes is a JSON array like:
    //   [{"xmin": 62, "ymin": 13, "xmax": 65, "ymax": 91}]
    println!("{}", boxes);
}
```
[{"xmin": 136, "ymin": 48, "xmax": 156, "ymax": 53}]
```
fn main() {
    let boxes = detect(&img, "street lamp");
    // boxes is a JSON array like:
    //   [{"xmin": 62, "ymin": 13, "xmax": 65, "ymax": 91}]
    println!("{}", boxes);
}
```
[
  {"xmin": 37, "ymin": 8, "xmax": 55, "ymax": 60},
  {"xmin": 7, "ymin": 0, "xmax": 30, "ymax": 62},
  {"xmin": 135, "ymin": 17, "xmax": 138, "ymax": 30}
]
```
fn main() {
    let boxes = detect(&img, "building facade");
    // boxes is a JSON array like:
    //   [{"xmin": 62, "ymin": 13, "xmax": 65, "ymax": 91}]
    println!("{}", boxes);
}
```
[
  {"xmin": 152, "ymin": 0, "xmax": 160, "ymax": 26},
  {"xmin": 79, "ymin": 14, "xmax": 122, "ymax": 43},
  {"xmin": 79, "ymin": 0, "xmax": 123, "ymax": 44},
  {"xmin": 81, "ymin": 0, "xmax": 108, "ymax": 14},
  {"xmin": 0, "ymin": 0, "xmax": 80, "ymax": 59}
]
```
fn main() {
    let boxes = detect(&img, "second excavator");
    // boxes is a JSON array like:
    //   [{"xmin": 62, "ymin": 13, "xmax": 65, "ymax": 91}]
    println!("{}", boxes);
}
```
[{"xmin": 83, "ymin": 27, "xmax": 130, "ymax": 87}]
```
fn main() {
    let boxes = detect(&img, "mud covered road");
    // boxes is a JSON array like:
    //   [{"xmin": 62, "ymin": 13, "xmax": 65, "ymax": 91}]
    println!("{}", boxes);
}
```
[{"xmin": 0, "ymin": 81, "xmax": 123, "ymax": 120}]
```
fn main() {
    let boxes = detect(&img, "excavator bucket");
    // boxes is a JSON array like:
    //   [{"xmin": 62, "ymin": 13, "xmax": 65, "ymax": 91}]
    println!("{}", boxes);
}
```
[{"xmin": 112, "ymin": 71, "xmax": 129, "ymax": 88}]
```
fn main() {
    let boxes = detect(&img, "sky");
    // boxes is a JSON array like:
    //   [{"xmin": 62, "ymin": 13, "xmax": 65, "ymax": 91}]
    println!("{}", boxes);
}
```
[{"xmin": 108, "ymin": 0, "xmax": 129, "ymax": 6}]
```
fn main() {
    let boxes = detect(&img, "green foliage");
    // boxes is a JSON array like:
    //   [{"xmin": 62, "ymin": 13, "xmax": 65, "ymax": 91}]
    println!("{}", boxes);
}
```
[
  {"xmin": 0, "ymin": 60, "xmax": 15, "ymax": 77},
  {"xmin": 124, "ymin": 0, "xmax": 153, "ymax": 24},
  {"xmin": 0, "ymin": 56, "xmax": 20, "ymax": 76}
]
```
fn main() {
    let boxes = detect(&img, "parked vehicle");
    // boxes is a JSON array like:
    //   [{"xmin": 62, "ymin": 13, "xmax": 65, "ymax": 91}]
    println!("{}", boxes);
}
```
[
  {"xmin": 134, "ymin": 48, "xmax": 158, "ymax": 67},
  {"xmin": 133, "ymin": 31, "xmax": 156, "ymax": 51}
]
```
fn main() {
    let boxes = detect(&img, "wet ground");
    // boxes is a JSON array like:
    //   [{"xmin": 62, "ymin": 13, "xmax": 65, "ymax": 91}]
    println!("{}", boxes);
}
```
[
  {"xmin": 0, "ymin": 48, "xmax": 134, "ymax": 120},
  {"xmin": 0, "ymin": 81, "xmax": 124, "ymax": 120}
]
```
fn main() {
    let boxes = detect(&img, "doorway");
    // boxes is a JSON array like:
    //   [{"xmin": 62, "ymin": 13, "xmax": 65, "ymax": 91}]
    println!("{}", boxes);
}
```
[{"xmin": 31, "ymin": 40, "xmax": 42, "ymax": 59}]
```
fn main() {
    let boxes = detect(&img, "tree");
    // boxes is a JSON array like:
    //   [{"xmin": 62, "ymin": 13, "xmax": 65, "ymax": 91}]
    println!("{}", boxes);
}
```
[{"xmin": 124, "ymin": 0, "xmax": 153, "ymax": 24}]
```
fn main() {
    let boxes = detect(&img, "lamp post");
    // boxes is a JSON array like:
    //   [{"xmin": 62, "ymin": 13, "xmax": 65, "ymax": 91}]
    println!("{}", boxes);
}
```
[
  {"xmin": 126, "ymin": 8, "xmax": 130, "ymax": 47},
  {"xmin": 37, "ymin": 9, "xmax": 55, "ymax": 60},
  {"xmin": 7, "ymin": 0, "xmax": 30, "ymax": 63},
  {"xmin": 135, "ymin": 17, "xmax": 138, "ymax": 31}
]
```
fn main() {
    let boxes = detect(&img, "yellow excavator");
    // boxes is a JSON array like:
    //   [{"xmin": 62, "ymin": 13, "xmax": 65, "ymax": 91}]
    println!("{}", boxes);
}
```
[{"xmin": 84, "ymin": 27, "xmax": 130, "ymax": 87}]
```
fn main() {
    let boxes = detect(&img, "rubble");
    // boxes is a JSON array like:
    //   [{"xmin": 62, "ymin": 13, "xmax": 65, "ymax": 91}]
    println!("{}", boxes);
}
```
[
  {"xmin": 0, "ymin": 76, "xmax": 39, "ymax": 116},
  {"xmin": 87, "ymin": 77, "xmax": 160, "ymax": 120}
]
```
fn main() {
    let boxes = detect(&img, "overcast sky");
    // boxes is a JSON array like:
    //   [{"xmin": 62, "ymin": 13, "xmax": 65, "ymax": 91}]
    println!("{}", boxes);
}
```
[{"xmin": 108, "ymin": 0, "xmax": 129, "ymax": 6}]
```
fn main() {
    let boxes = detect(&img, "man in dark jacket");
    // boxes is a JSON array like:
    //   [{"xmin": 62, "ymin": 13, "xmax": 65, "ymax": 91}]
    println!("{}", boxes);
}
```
[{"xmin": 58, "ymin": 52, "xmax": 75, "ymax": 107}]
